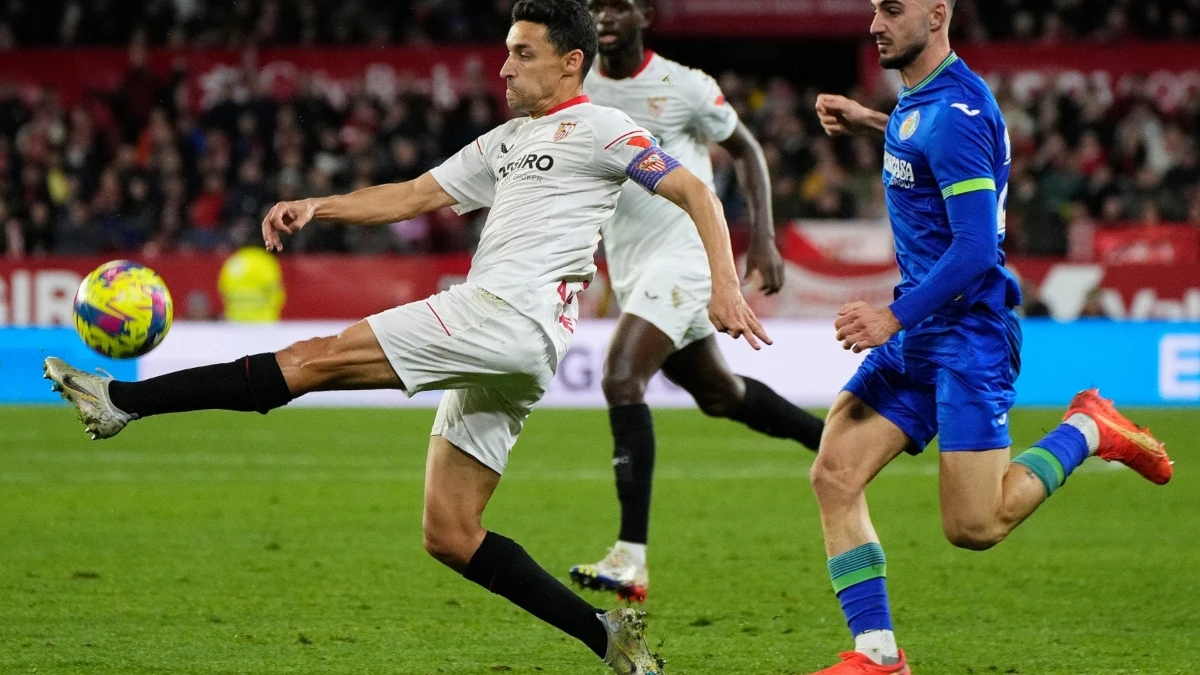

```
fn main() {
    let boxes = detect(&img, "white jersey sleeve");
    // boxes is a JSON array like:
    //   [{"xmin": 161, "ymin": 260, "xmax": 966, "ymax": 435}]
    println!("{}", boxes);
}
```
[
  {"xmin": 685, "ymin": 70, "xmax": 739, "ymax": 144},
  {"xmin": 429, "ymin": 130, "xmax": 502, "ymax": 214},
  {"xmin": 589, "ymin": 111, "xmax": 682, "ymax": 194}
]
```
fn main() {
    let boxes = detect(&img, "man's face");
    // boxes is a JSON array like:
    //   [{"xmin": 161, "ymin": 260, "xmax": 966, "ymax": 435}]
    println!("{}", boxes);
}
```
[
  {"xmin": 500, "ymin": 21, "xmax": 576, "ymax": 113},
  {"xmin": 589, "ymin": 0, "xmax": 647, "ymax": 56},
  {"xmin": 871, "ymin": 0, "xmax": 935, "ymax": 70}
]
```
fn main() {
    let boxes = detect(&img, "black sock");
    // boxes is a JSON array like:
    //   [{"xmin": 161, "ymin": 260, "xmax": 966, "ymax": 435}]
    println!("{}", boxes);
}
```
[
  {"xmin": 731, "ymin": 377, "xmax": 825, "ymax": 450},
  {"xmin": 108, "ymin": 354, "xmax": 293, "ymax": 418},
  {"xmin": 464, "ymin": 531, "xmax": 608, "ymax": 659},
  {"xmin": 610, "ymin": 404, "xmax": 654, "ymax": 545}
]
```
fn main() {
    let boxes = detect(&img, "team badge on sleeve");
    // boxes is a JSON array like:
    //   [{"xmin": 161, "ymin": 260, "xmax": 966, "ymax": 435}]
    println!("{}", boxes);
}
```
[
  {"xmin": 554, "ymin": 122, "xmax": 577, "ymax": 142},
  {"xmin": 637, "ymin": 152, "xmax": 668, "ymax": 173},
  {"xmin": 625, "ymin": 145, "xmax": 681, "ymax": 192}
]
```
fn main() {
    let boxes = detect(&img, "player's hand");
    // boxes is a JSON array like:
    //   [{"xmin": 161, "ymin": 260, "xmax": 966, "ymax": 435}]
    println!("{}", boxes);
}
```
[
  {"xmin": 834, "ymin": 301, "xmax": 902, "ymax": 353},
  {"xmin": 816, "ymin": 94, "xmax": 873, "ymax": 137},
  {"xmin": 710, "ymin": 282, "xmax": 772, "ymax": 350},
  {"xmin": 744, "ymin": 239, "xmax": 785, "ymax": 295},
  {"xmin": 262, "ymin": 199, "xmax": 317, "ymax": 252}
]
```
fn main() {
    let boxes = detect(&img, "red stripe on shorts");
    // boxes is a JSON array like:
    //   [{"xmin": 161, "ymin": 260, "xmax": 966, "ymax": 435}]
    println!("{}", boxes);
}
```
[{"xmin": 426, "ymin": 302, "xmax": 451, "ymax": 336}]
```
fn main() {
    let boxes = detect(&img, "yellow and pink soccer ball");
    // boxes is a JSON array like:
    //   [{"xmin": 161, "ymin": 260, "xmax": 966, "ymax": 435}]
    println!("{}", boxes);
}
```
[{"xmin": 73, "ymin": 261, "xmax": 174, "ymax": 359}]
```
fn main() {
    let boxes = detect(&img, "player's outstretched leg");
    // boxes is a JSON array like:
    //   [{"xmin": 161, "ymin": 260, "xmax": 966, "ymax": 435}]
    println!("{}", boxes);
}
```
[
  {"xmin": 426, "ymin": 434, "xmax": 663, "ymax": 674},
  {"xmin": 940, "ymin": 388, "xmax": 1172, "ymax": 553},
  {"xmin": 660, "ymin": 335, "xmax": 825, "ymax": 450},
  {"xmin": 44, "ymin": 321, "xmax": 399, "ymax": 440},
  {"xmin": 808, "ymin": 392, "xmax": 912, "ymax": 674}
]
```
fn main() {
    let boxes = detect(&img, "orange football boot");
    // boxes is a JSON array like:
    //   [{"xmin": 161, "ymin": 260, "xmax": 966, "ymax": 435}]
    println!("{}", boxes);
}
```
[
  {"xmin": 808, "ymin": 651, "xmax": 911, "ymax": 675},
  {"xmin": 1064, "ymin": 389, "xmax": 1173, "ymax": 485}
]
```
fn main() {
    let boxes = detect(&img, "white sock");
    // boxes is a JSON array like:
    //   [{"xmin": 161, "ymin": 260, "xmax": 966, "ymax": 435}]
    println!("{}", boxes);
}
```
[
  {"xmin": 1065, "ymin": 413, "xmax": 1101, "ymax": 455},
  {"xmin": 855, "ymin": 629, "xmax": 899, "ymax": 665},
  {"xmin": 614, "ymin": 541, "xmax": 647, "ymax": 567}
]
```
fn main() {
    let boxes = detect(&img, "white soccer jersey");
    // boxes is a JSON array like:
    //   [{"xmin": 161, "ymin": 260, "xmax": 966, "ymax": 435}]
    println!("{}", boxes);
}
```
[
  {"xmin": 584, "ymin": 52, "xmax": 740, "ymax": 292},
  {"xmin": 429, "ymin": 95, "xmax": 681, "ymax": 346}
]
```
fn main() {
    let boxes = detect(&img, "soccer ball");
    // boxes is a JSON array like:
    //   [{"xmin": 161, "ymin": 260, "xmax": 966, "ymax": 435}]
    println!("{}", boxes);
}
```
[{"xmin": 73, "ymin": 261, "xmax": 174, "ymax": 359}]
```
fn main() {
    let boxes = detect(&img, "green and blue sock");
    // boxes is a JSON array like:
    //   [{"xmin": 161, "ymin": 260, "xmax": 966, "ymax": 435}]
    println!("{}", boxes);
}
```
[
  {"xmin": 1013, "ymin": 416, "xmax": 1096, "ymax": 497},
  {"xmin": 829, "ymin": 542, "xmax": 898, "ymax": 665}
]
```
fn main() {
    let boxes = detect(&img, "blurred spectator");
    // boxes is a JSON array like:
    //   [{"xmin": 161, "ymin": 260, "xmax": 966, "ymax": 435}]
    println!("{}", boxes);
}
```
[
  {"xmin": 218, "ymin": 246, "xmax": 286, "ymax": 322},
  {"xmin": 1079, "ymin": 286, "xmax": 1109, "ymax": 319}
]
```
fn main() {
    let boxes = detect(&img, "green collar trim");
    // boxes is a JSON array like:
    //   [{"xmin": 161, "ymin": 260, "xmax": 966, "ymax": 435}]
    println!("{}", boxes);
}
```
[{"xmin": 900, "ymin": 52, "xmax": 959, "ymax": 98}]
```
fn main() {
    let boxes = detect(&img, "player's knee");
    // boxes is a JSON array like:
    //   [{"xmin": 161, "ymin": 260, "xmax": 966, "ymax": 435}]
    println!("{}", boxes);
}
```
[
  {"xmin": 422, "ymin": 519, "xmax": 480, "ymax": 570},
  {"xmin": 275, "ymin": 336, "xmax": 338, "ymax": 391},
  {"xmin": 943, "ymin": 521, "xmax": 1005, "ymax": 551},
  {"xmin": 809, "ymin": 453, "xmax": 866, "ymax": 505},
  {"xmin": 601, "ymin": 368, "xmax": 649, "ymax": 407},
  {"xmin": 691, "ymin": 383, "xmax": 742, "ymax": 419}
]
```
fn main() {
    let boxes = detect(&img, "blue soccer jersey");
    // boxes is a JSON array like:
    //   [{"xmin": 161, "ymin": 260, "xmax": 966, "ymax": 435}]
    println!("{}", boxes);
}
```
[
  {"xmin": 845, "ymin": 52, "xmax": 1024, "ymax": 453},
  {"xmin": 882, "ymin": 52, "xmax": 1021, "ymax": 329}
]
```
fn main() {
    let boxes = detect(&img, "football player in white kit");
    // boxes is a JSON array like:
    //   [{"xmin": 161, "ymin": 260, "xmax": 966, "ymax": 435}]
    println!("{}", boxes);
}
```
[
  {"xmin": 568, "ymin": 0, "xmax": 827, "ymax": 603},
  {"xmin": 41, "ymin": 2, "xmax": 768, "ymax": 673}
]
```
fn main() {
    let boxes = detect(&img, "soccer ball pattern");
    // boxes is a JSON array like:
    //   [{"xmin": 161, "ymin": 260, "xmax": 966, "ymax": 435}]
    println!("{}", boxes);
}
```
[{"xmin": 73, "ymin": 261, "xmax": 174, "ymax": 359}]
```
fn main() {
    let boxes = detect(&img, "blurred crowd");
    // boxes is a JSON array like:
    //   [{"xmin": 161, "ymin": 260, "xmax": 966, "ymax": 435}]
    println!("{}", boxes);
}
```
[
  {"xmin": 1, "ymin": 0, "xmax": 1200, "ymax": 259},
  {"xmin": 0, "ymin": 43, "xmax": 510, "ymax": 257},
  {"xmin": 802, "ymin": 73, "xmax": 1200, "ymax": 256},
  {"xmin": 0, "ymin": 1, "xmax": 518, "ymax": 48},
  {"xmin": 3, "ymin": 0, "xmax": 1200, "ymax": 48},
  {"xmin": 4, "ymin": 49, "xmax": 1200, "ymax": 258},
  {"xmin": 953, "ymin": 0, "xmax": 1200, "ymax": 42}
]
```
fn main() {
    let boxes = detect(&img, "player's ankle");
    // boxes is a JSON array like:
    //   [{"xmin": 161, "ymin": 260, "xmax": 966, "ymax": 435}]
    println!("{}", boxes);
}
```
[
  {"xmin": 614, "ymin": 540, "xmax": 647, "ymax": 567},
  {"xmin": 855, "ymin": 629, "xmax": 900, "ymax": 666},
  {"xmin": 1063, "ymin": 413, "xmax": 1101, "ymax": 455}
]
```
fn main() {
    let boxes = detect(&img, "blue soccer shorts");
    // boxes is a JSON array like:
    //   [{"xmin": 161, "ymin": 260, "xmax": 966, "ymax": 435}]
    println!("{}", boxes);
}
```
[{"xmin": 843, "ymin": 306, "xmax": 1022, "ymax": 453}]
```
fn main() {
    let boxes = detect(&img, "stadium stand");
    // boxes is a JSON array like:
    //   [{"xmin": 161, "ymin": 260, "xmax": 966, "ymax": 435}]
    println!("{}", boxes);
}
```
[{"xmin": 1, "ymin": 0, "xmax": 1199, "ymax": 260}]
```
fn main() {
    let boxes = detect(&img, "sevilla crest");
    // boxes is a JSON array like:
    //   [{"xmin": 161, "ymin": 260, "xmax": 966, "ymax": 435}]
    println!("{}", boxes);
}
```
[
  {"xmin": 554, "ymin": 122, "xmax": 577, "ymax": 141},
  {"xmin": 637, "ymin": 151, "xmax": 668, "ymax": 173},
  {"xmin": 647, "ymin": 96, "xmax": 668, "ymax": 119}
]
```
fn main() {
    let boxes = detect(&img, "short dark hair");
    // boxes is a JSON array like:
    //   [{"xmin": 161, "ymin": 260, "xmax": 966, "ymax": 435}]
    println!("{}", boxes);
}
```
[{"xmin": 512, "ymin": 0, "xmax": 598, "ymax": 81}]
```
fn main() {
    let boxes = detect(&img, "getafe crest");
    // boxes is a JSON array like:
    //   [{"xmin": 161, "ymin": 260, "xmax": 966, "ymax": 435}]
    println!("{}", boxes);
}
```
[
  {"xmin": 554, "ymin": 122, "xmax": 577, "ymax": 142},
  {"xmin": 899, "ymin": 110, "xmax": 921, "ymax": 141},
  {"xmin": 647, "ymin": 96, "xmax": 669, "ymax": 119}
]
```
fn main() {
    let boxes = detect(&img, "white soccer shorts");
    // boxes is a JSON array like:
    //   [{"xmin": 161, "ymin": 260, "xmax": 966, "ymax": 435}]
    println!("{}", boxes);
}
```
[
  {"xmin": 613, "ymin": 257, "xmax": 715, "ymax": 350},
  {"xmin": 366, "ymin": 283, "xmax": 564, "ymax": 475}
]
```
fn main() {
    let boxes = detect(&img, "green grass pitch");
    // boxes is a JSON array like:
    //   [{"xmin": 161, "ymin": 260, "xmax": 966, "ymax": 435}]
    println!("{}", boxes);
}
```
[{"xmin": 1, "ymin": 406, "xmax": 1195, "ymax": 674}]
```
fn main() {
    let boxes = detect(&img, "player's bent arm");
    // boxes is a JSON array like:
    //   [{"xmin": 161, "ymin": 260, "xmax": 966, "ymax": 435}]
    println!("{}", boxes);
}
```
[
  {"xmin": 719, "ymin": 122, "xmax": 785, "ymax": 294},
  {"xmin": 815, "ymin": 94, "xmax": 889, "ymax": 137},
  {"xmin": 654, "ymin": 168, "xmax": 740, "ymax": 292},
  {"xmin": 718, "ymin": 122, "xmax": 775, "ymax": 245},
  {"xmin": 311, "ymin": 173, "xmax": 458, "ymax": 225},
  {"xmin": 887, "ymin": 188, "xmax": 998, "ymax": 329},
  {"xmin": 857, "ymin": 109, "xmax": 890, "ymax": 135}
]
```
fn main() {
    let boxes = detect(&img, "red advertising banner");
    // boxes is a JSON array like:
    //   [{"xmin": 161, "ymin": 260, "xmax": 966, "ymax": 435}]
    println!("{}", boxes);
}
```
[
  {"xmin": 1, "ymin": 46, "xmax": 507, "ymax": 111},
  {"xmin": 4, "ymin": 251, "xmax": 1200, "ymax": 326},
  {"xmin": 1009, "ymin": 259, "xmax": 1200, "ymax": 321},
  {"xmin": 0, "ymin": 254, "xmax": 472, "ymax": 326},
  {"xmin": 1092, "ymin": 225, "xmax": 1200, "ymax": 265},
  {"xmin": 653, "ymin": 0, "xmax": 871, "ymax": 37},
  {"xmin": 861, "ymin": 43, "xmax": 1200, "ymax": 112}
]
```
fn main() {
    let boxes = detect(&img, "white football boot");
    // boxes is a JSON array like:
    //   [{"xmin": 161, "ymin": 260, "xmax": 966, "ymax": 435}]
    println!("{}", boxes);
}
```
[
  {"xmin": 43, "ymin": 357, "xmax": 135, "ymax": 440},
  {"xmin": 599, "ymin": 608, "xmax": 665, "ymax": 675},
  {"xmin": 570, "ymin": 543, "xmax": 650, "ymax": 602}
]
